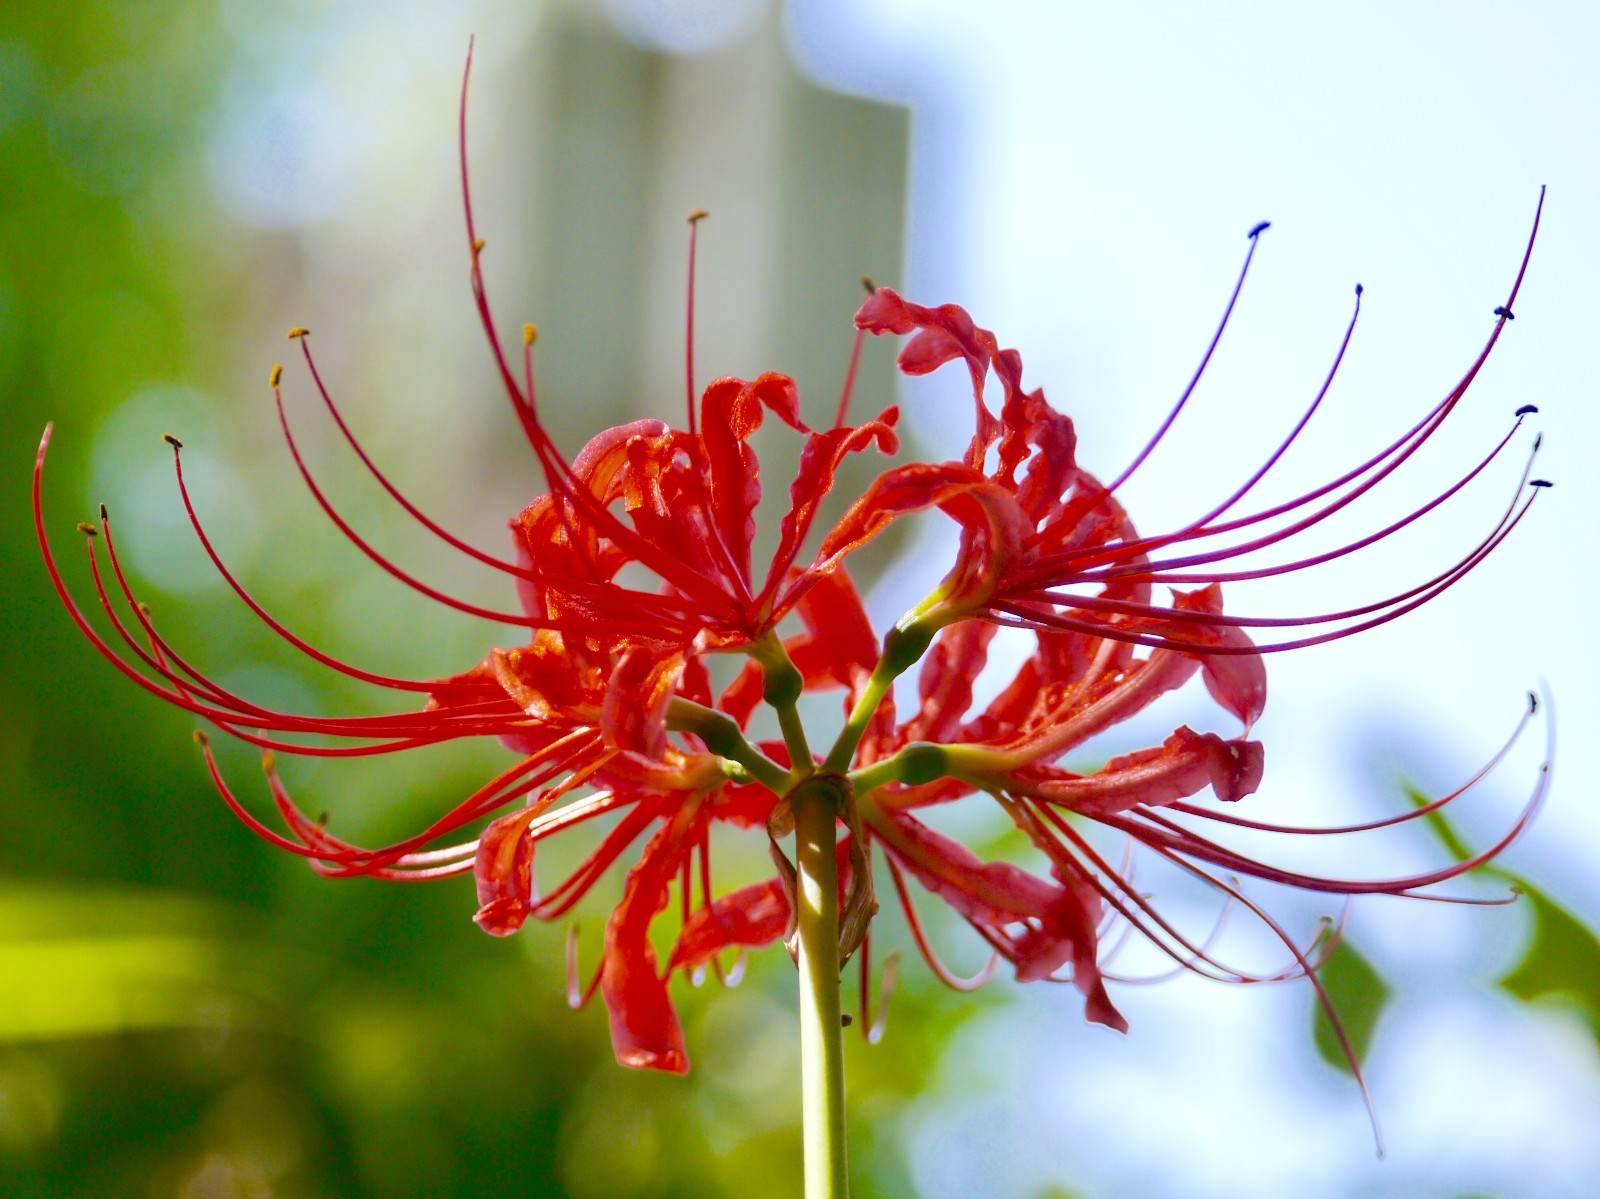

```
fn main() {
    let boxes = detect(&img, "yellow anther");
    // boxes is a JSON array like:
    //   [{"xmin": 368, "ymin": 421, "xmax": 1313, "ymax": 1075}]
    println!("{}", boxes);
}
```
[
  {"xmin": 270, "ymin": 363, "xmax": 283, "ymax": 388},
  {"xmin": 522, "ymin": 323, "xmax": 537, "ymax": 346},
  {"xmin": 192, "ymin": 729, "xmax": 210, "ymax": 747},
  {"xmin": 76, "ymin": 521, "xmax": 98, "ymax": 537},
  {"xmin": 687, "ymin": 208, "xmax": 709, "ymax": 223},
  {"xmin": 288, "ymin": 326, "xmax": 310, "ymax": 339},
  {"xmin": 162, "ymin": 433, "xmax": 183, "ymax": 449},
  {"xmin": 261, "ymin": 749, "xmax": 276, "ymax": 772},
  {"xmin": 472, "ymin": 237, "xmax": 486, "ymax": 253}
]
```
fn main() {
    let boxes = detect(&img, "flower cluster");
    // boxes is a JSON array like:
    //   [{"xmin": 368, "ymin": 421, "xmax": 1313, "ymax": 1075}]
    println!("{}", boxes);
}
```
[{"xmin": 35, "ymin": 112, "xmax": 1550, "ymax": 1082}]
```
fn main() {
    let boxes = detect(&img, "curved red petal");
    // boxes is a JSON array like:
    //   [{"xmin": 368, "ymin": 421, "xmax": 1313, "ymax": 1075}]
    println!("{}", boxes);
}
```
[{"xmin": 600, "ymin": 806, "xmax": 696, "ymax": 1074}]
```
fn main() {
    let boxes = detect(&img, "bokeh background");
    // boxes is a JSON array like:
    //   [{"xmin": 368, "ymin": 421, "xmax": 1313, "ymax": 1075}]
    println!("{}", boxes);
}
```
[{"xmin": 3, "ymin": 2, "xmax": 1597, "ymax": 1197}]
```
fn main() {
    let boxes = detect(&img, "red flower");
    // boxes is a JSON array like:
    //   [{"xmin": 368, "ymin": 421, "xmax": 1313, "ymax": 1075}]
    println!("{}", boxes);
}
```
[{"xmin": 33, "ymin": 74, "xmax": 1550, "ymax": 1089}]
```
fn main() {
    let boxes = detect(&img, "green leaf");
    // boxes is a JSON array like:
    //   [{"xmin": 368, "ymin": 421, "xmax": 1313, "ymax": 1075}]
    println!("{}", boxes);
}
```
[
  {"xmin": 1311, "ymin": 937, "xmax": 1391, "ymax": 1074},
  {"xmin": 1408, "ymin": 784, "xmax": 1600, "ymax": 1042},
  {"xmin": 1498, "ymin": 882, "xmax": 1600, "ymax": 1039}
]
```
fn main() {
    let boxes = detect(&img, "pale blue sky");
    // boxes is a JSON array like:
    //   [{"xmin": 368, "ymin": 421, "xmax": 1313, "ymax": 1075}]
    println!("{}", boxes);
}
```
[{"xmin": 789, "ymin": 4, "xmax": 1599, "ymax": 1196}]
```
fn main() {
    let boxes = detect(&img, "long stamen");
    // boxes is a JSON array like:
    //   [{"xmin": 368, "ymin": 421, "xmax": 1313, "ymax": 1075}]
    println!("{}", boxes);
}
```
[
  {"xmin": 1099, "ymin": 221, "xmax": 1270, "ymax": 497},
  {"xmin": 289, "ymin": 339, "xmax": 534, "ymax": 580},
  {"xmin": 881, "ymin": 853, "xmax": 1000, "ymax": 990},
  {"xmin": 1035, "ymin": 190, "xmax": 1545, "ymax": 588},
  {"xmin": 566, "ymin": 924, "xmax": 606, "ymax": 1009},
  {"xmin": 267, "ymin": 379, "xmax": 554, "ymax": 629},
  {"xmin": 686, "ymin": 209, "xmax": 708, "ymax": 434},
  {"xmin": 1074, "ymin": 405, "xmax": 1535, "ymax": 587},
  {"xmin": 833, "ymin": 276, "xmax": 876, "ymax": 430},
  {"xmin": 987, "ymin": 477, "xmax": 1544, "ymax": 656}
]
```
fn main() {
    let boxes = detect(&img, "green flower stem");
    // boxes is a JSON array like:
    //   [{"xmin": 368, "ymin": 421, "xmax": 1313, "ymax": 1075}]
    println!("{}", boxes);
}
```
[
  {"xmin": 748, "ymin": 631, "xmax": 814, "ymax": 774},
  {"xmin": 847, "ymin": 741, "xmax": 951, "ymax": 796},
  {"xmin": 822, "ymin": 621, "xmax": 934, "ymax": 774},
  {"xmin": 791, "ymin": 775, "xmax": 849, "ymax": 1199},
  {"xmin": 664, "ymin": 698, "xmax": 790, "ymax": 793}
]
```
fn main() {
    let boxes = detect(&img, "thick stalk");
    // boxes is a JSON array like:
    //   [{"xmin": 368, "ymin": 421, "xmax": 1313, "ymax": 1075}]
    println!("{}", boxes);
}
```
[{"xmin": 792, "ymin": 776, "xmax": 849, "ymax": 1199}]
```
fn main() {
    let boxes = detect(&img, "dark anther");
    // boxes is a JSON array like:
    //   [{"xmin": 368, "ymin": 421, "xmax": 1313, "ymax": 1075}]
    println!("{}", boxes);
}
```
[
  {"xmin": 1533, "ymin": 433, "xmax": 1543, "ymax": 452},
  {"xmin": 76, "ymin": 521, "xmax": 97, "ymax": 537},
  {"xmin": 861, "ymin": 275, "xmax": 878, "ymax": 294},
  {"xmin": 192, "ymin": 729, "xmax": 210, "ymax": 746},
  {"xmin": 1354, "ymin": 283, "xmax": 1364, "ymax": 296},
  {"xmin": 161, "ymin": 432, "xmax": 183, "ymax": 449},
  {"xmin": 1494, "ymin": 305, "xmax": 1515, "ymax": 320},
  {"xmin": 1528, "ymin": 691, "xmax": 1539, "ymax": 714},
  {"xmin": 1247, "ymin": 220, "xmax": 1271, "ymax": 239},
  {"xmin": 317, "ymin": 811, "xmax": 331, "ymax": 827},
  {"xmin": 840, "ymin": 1014, "xmax": 854, "ymax": 1028},
  {"xmin": 1515, "ymin": 404, "xmax": 1538, "ymax": 416},
  {"xmin": 98, "ymin": 502, "xmax": 108, "ymax": 521},
  {"xmin": 1529, "ymin": 479, "xmax": 1553, "ymax": 489}
]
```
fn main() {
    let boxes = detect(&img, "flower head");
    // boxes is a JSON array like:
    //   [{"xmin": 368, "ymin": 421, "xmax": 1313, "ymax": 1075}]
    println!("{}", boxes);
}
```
[{"xmin": 35, "ymin": 73, "xmax": 1551, "ymax": 1095}]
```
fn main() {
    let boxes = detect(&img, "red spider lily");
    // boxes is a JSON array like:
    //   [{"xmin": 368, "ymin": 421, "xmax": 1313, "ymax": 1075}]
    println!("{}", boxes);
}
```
[
  {"xmin": 32, "ymin": 46, "xmax": 1550, "ymax": 1094},
  {"xmin": 668, "ymin": 195, "xmax": 1553, "ymax": 1111},
  {"xmin": 770, "ymin": 569, "xmax": 1546, "ymax": 1061},
  {"xmin": 848, "ymin": 198, "xmax": 1549, "ymax": 718}
]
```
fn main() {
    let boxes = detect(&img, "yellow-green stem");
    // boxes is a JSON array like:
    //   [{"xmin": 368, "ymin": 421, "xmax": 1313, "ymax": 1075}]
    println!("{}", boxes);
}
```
[{"xmin": 792, "ymin": 776, "xmax": 849, "ymax": 1199}]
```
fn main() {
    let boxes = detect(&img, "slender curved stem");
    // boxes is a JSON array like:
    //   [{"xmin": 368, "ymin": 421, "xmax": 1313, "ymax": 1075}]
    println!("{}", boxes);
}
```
[{"xmin": 793, "ymin": 776, "xmax": 849, "ymax": 1199}]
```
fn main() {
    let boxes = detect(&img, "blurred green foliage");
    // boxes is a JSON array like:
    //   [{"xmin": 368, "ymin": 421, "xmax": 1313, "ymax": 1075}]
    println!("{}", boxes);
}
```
[
  {"xmin": 1310, "ymin": 937, "xmax": 1391, "ymax": 1075},
  {"xmin": 0, "ymin": 4, "xmax": 960, "ymax": 1196},
  {"xmin": 1409, "ymin": 784, "xmax": 1600, "ymax": 1045}
]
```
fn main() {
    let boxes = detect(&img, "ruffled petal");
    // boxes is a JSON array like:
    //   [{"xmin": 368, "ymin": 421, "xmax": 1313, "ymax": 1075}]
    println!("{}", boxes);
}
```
[
  {"xmin": 1021, "ymin": 726, "xmax": 1265, "ymax": 817},
  {"xmin": 866, "ymin": 804, "xmax": 1126, "ymax": 1030},
  {"xmin": 811, "ymin": 463, "xmax": 1031, "ymax": 612},
  {"xmin": 600, "ymin": 806, "xmax": 696, "ymax": 1073},
  {"xmin": 1173, "ymin": 584, "xmax": 1267, "ymax": 730},
  {"xmin": 668, "ymin": 877, "xmax": 789, "ymax": 971},
  {"xmin": 472, "ymin": 804, "xmax": 542, "ymax": 935},
  {"xmin": 761, "ymin": 410, "xmax": 898, "ymax": 612}
]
